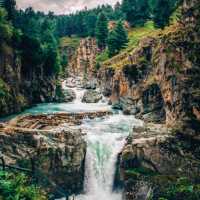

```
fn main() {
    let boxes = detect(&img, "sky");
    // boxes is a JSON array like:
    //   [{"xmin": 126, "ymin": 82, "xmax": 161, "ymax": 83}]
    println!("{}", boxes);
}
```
[{"xmin": 16, "ymin": 0, "xmax": 120, "ymax": 15}]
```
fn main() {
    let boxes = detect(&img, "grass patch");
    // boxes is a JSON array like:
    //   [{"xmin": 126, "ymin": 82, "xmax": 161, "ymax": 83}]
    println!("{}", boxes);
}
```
[
  {"xmin": 127, "ymin": 21, "xmax": 158, "ymax": 50},
  {"xmin": 59, "ymin": 36, "xmax": 80, "ymax": 49},
  {"xmin": 96, "ymin": 49, "xmax": 109, "ymax": 63}
]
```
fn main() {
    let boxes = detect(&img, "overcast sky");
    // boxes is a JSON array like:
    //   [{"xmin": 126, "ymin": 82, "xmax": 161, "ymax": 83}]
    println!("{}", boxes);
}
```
[{"xmin": 16, "ymin": 0, "xmax": 120, "ymax": 15}]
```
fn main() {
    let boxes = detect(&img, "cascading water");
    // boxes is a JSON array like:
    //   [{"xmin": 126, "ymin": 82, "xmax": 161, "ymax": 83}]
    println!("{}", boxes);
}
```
[{"xmin": 76, "ymin": 114, "xmax": 142, "ymax": 200}]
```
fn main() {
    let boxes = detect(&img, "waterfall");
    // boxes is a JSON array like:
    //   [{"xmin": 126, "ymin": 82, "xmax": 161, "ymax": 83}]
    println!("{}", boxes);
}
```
[{"xmin": 76, "ymin": 115, "xmax": 143, "ymax": 200}]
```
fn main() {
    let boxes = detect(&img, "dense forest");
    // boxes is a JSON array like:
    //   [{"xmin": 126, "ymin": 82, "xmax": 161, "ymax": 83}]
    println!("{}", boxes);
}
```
[{"xmin": 0, "ymin": 0, "xmax": 180, "ymax": 81}]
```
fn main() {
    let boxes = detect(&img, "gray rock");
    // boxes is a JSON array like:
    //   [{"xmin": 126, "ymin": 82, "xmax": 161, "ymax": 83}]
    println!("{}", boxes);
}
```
[
  {"xmin": 63, "ymin": 89, "xmax": 76, "ymax": 102},
  {"xmin": 112, "ymin": 102, "xmax": 123, "ymax": 110},
  {"xmin": 82, "ymin": 90, "xmax": 102, "ymax": 103},
  {"xmin": 84, "ymin": 80, "xmax": 97, "ymax": 90}
]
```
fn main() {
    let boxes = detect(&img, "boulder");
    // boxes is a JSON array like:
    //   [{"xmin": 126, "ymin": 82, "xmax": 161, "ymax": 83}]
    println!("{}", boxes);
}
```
[
  {"xmin": 82, "ymin": 90, "xmax": 102, "ymax": 103},
  {"xmin": 63, "ymin": 89, "xmax": 76, "ymax": 102},
  {"xmin": 83, "ymin": 80, "xmax": 97, "ymax": 90}
]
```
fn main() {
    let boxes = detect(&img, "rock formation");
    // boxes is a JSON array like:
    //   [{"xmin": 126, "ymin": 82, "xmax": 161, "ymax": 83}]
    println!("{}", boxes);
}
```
[
  {"xmin": 70, "ymin": 38, "xmax": 98, "ymax": 79},
  {"xmin": 0, "ymin": 42, "xmax": 64, "ymax": 117},
  {"xmin": 0, "ymin": 112, "xmax": 113, "ymax": 196},
  {"xmin": 104, "ymin": 0, "xmax": 200, "ymax": 199}
]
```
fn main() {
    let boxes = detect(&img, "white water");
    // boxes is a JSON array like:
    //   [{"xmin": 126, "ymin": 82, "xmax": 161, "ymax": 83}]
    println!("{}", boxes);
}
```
[{"xmin": 76, "ymin": 114, "xmax": 142, "ymax": 200}]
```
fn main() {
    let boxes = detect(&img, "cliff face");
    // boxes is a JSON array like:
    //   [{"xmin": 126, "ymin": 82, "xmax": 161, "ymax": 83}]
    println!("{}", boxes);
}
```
[
  {"xmin": 70, "ymin": 38, "xmax": 98, "ymax": 79},
  {"xmin": 108, "ymin": 0, "xmax": 200, "ymax": 199},
  {"xmin": 0, "ymin": 43, "xmax": 60, "ymax": 117},
  {"xmin": 98, "ymin": 2, "xmax": 200, "ymax": 133}
]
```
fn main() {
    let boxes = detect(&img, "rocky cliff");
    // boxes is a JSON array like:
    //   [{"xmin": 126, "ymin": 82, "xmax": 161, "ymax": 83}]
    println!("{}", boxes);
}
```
[
  {"xmin": 98, "ymin": 1, "xmax": 200, "ymax": 134},
  {"xmin": 0, "ymin": 112, "xmax": 89, "ymax": 197},
  {"xmin": 0, "ymin": 42, "xmax": 62, "ymax": 117},
  {"xmin": 106, "ymin": 0, "xmax": 200, "ymax": 199},
  {"xmin": 87, "ymin": 0, "xmax": 200, "ymax": 199},
  {"xmin": 70, "ymin": 38, "xmax": 98, "ymax": 79}
]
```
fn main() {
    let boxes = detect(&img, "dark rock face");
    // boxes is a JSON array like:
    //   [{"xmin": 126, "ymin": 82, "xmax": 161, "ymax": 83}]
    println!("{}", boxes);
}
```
[
  {"xmin": 58, "ymin": 89, "xmax": 76, "ymax": 103},
  {"xmin": 0, "ymin": 43, "xmax": 62, "ymax": 117},
  {"xmin": 82, "ymin": 90, "xmax": 102, "ymax": 103}
]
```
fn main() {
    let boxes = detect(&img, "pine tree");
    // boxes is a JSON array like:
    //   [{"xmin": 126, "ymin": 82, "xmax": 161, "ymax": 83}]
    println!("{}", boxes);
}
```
[
  {"xmin": 153, "ymin": 0, "xmax": 171, "ymax": 28},
  {"xmin": 115, "ymin": 20, "xmax": 128, "ymax": 50},
  {"xmin": 95, "ymin": 12, "xmax": 108, "ymax": 50},
  {"xmin": 121, "ymin": 0, "xmax": 150, "ymax": 26},
  {"xmin": 107, "ymin": 30, "xmax": 118, "ymax": 57},
  {"xmin": 107, "ymin": 20, "xmax": 128, "ymax": 57},
  {"xmin": 4, "ymin": 0, "xmax": 16, "ymax": 20}
]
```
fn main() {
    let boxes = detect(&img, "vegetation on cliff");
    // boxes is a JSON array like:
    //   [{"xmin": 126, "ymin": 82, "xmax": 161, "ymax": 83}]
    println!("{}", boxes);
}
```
[{"xmin": 0, "ymin": 170, "xmax": 47, "ymax": 200}]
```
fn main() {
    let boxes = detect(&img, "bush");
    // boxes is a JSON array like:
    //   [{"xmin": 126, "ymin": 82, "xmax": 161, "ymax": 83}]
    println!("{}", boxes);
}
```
[{"xmin": 0, "ymin": 170, "xmax": 47, "ymax": 200}]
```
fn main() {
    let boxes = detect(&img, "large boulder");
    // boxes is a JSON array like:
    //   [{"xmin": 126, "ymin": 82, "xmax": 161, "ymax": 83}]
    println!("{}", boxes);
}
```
[
  {"xmin": 83, "ymin": 80, "xmax": 97, "ymax": 90},
  {"xmin": 82, "ymin": 90, "xmax": 102, "ymax": 103}
]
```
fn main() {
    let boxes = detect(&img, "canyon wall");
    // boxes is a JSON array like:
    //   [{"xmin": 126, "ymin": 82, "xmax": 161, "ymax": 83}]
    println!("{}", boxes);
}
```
[
  {"xmin": 0, "ymin": 42, "xmax": 61, "ymax": 117},
  {"xmin": 110, "ymin": 1, "xmax": 200, "ymax": 199},
  {"xmin": 70, "ymin": 38, "xmax": 98, "ymax": 79},
  {"xmin": 98, "ymin": 2, "xmax": 200, "ymax": 134}
]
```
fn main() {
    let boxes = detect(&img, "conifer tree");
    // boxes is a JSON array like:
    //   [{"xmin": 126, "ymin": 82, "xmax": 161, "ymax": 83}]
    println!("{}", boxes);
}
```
[
  {"xmin": 153, "ymin": 0, "xmax": 171, "ymax": 28},
  {"xmin": 107, "ymin": 20, "xmax": 128, "ymax": 57},
  {"xmin": 4, "ymin": 0, "xmax": 16, "ymax": 20},
  {"xmin": 95, "ymin": 12, "xmax": 108, "ymax": 50}
]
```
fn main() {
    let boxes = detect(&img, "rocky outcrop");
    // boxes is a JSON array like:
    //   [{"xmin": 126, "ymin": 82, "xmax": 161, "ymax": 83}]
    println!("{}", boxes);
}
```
[
  {"xmin": 0, "ymin": 43, "xmax": 63, "ymax": 117},
  {"xmin": 82, "ymin": 90, "xmax": 102, "ymax": 103},
  {"xmin": 98, "ymin": 2, "xmax": 200, "ymax": 132},
  {"xmin": 57, "ymin": 88, "xmax": 76, "ymax": 103},
  {"xmin": 110, "ymin": 1, "xmax": 200, "ymax": 199},
  {"xmin": 70, "ymin": 38, "xmax": 98, "ymax": 79},
  {"xmin": 0, "ymin": 110, "xmax": 112, "ymax": 196},
  {"xmin": 120, "ymin": 124, "xmax": 200, "ymax": 200}
]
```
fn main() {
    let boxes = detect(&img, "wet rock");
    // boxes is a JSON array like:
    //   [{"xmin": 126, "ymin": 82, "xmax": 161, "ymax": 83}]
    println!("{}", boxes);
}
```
[
  {"xmin": 112, "ymin": 101, "xmax": 123, "ymax": 110},
  {"xmin": 83, "ymin": 80, "xmax": 97, "ymax": 90},
  {"xmin": 57, "ymin": 89, "xmax": 76, "ymax": 103},
  {"xmin": 63, "ymin": 89, "xmax": 76, "ymax": 102},
  {"xmin": 82, "ymin": 90, "xmax": 102, "ymax": 103}
]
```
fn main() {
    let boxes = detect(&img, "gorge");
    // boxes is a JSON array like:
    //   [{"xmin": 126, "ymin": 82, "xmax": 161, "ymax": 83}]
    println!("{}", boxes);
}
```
[{"xmin": 0, "ymin": 0, "xmax": 200, "ymax": 200}]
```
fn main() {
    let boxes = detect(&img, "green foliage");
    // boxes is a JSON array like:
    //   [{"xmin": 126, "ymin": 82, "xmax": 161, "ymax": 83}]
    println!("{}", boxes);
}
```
[
  {"xmin": 153, "ymin": 0, "xmax": 171, "ymax": 28},
  {"xmin": 0, "ymin": 78, "xmax": 9, "ymax": 98},
  {"xmin": 121, "ymin": 0, "xmax": 150, "ymax": 26},
  {"xmin": 0, "ymin": 170, "xmax": 47, "ymax": 200},
  {"xmin": 107, "ymin": 20, "xmax": 128, "ymax": 57},
  {"xmin": 0, "ymin": 8, "xmax": 13, "ymax": 42},
  {"xmin": 59, "ymin": 36, "xmax": 80, "ymax": 49},
  {"xmin": 96, "ymin": 49, "xmax": 109, "ymax": 63},
  {"xmin": 154, "ymin": 177, "xmax": 200, "ymax": 200},
  {"xmin": 153, "ymin": 0, "xmax": 180, "ymax": 28},
  {"xmin": 4, "ymin": 0, "xmax": 16, "ymax": 20},
  {"xmin": 95, "ymin": 12, "xmax": 108, "ymax": 50}
]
